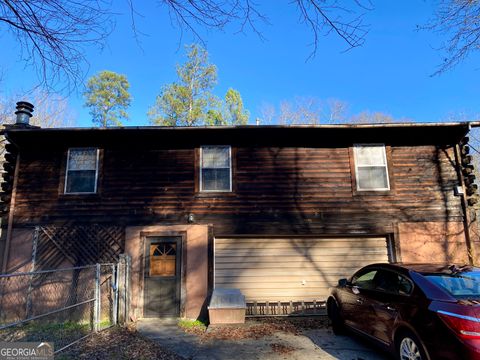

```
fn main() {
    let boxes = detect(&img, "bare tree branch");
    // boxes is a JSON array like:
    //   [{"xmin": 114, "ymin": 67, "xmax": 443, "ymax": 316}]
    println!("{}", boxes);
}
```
[
  {"xmin": 0, "ymin": 0, "xmax": 113, "ymax": 92},
  {"xmin": 421, "ymin": 0, "xmax": 480, "ymax": 75},
  {"xmin": 0, "ymin": 89, "xmax": 76, "ymax": 127},
  {"xmin": 158, "ymin": 0, "xmax": 371, "ymax": 56},
  {"xmin": 293, "ymin": 0, "xmax": 371, "ymax": 57}
]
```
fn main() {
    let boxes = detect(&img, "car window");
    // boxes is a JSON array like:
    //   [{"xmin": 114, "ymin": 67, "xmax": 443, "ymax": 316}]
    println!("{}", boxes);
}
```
[
  {"xmin": 374, "ymin": 270, "xmax": 413, "ymax": 295},
  {"xmin": 398, "ymin": 275, "xmax": 413, "ymax": 295},
  {"xmin": 351, "ymin": 269, "xmax": 377, "ymax": 290},
  {"xmin": 425, "ymin": 271, "xmax": 480, "ymax": 298}
]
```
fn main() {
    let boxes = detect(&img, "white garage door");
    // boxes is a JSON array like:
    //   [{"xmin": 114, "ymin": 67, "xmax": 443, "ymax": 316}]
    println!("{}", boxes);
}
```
[{"xmin": 214, "ymin": 236, "xmax": 390, "ymax": 301}]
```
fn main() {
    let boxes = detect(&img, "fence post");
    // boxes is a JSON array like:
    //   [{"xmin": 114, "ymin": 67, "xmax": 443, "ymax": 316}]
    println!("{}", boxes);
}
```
[
  {"xmin": 117, "ymin": 254, "xmax": 130, "ymax": 325},
  {"xmin": 112, "ymin": 263, "xmax": 118, "ymax": 325},
  {"xmin": 94, "ymin": 263, "xmax": 101, "ymax": 331},
  {"xmin": 25, "ymin": 227, "xmax": 39, "ymax": 318},
  {"xmin": 125, "ymin": 255, "xmax": 131, "ymax": 322}
]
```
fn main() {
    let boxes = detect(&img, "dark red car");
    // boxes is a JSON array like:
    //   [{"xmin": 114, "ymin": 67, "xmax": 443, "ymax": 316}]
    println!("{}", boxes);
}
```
[{"xmin": 327, "ymin": 263, "xmax": 480, "ymax": 360}]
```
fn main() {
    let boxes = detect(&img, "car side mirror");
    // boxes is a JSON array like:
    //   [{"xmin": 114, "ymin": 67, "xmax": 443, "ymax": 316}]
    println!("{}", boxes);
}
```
[{"xmin": 338, "ymin": 278, "xmax": 348, "ymax": 287}]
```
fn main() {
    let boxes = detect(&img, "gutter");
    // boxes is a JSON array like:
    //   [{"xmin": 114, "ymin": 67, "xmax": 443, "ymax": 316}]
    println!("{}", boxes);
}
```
[{"xmin": 1, "ymin": 121, "xmax": 475, "ymax": 133}]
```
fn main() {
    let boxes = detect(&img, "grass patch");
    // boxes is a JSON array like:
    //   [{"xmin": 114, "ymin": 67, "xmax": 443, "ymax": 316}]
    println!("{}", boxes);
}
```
[{"xmin": 178, "ymin": 319, "xmax": 207, "ymax": 334}]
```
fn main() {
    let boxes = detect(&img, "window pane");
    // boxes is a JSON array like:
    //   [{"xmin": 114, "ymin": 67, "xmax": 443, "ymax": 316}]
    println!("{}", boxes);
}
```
[
  {"xmin": 150, "ymin": 243, "xmax": 176, "ymax": 276},
  {"xmin": 355, "ymin": 146, "xmax": 386, "ymax": 166},
  {"xmin": 357, "ymin": 167, "xmax": 389, "ymax": 190},
  {"xmin": 374, "ymin": 270, "xmax": 401, "ymax": 294},
  {"xmin": 426, "ymin": 272, "xmax": 480, "ymax": 298},
  {"xmin": 68, "ymin": 149, "xmax": 97, "ymax": 170},
  {"xmin": 66, "ymin": 170, "xmax": 96, "ymax": 193},
  {"xmin": 202, "ymin": 147, "xmax": 229, "ymax": 168},
  {"xmin": 352, "ymin": 270, "xmax": 377, "ymax": 290},
  {"xmin": 398, "ymin": 276, "xmax": 413, "ymax": 295},
  {"xmin": 202, "ymin": 168, "xmax": 230, "ymax": 191}
]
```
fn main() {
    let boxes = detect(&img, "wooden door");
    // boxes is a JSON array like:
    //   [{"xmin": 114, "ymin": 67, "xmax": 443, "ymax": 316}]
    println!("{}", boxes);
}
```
[{"xmin": 144, "ymin": 237, "xmax": 181, "ymax": 317}]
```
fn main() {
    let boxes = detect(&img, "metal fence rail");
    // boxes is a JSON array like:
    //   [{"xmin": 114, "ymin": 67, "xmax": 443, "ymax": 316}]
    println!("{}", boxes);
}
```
[{"xmin": 0, "ymin": 258, "xmax": 129, "ymax": 353}]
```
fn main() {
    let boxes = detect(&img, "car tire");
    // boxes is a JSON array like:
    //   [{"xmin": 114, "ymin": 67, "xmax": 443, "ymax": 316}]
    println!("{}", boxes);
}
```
[
  {"xmin": 327, "ymin": 299, "xmax": 345, "ymax": 335},
  {"xmin": 396, "ymin": 331, "xmax": 429, "ymax": 360}
]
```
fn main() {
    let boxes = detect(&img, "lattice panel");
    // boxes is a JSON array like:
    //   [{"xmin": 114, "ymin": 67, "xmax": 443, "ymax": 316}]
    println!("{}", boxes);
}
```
[{"xmin": 36, "ymin": 225, "xmax": 125, "ymax": 269}]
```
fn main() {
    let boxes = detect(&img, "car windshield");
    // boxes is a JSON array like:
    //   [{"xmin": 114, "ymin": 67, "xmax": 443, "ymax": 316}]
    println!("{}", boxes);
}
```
[{"xmin": 425, "ymin": 271, "xmax": 480, "ymax": 298}]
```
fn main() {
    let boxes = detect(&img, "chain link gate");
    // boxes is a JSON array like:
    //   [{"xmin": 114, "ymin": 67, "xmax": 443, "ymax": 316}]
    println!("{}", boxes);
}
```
[{"xmin": 0, "ymin": 256, "xmax": 130, "ymax": 353}]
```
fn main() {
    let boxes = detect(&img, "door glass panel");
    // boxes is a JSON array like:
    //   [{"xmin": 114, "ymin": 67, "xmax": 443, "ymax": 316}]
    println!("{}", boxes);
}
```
[
  {"xmin": 351, "ymin": 269, "xmax": 377, "ymax": 290},
  {"xmin": 374, "ymin": 270, "xmax": 400, "ymax": 293},
  {"xmin": 150, "ymin": 243, "xmax": 176, "ymax": 276},
  {"xmin": 373, "ymin": 270, "xmax": 413, "ymax": 295}
]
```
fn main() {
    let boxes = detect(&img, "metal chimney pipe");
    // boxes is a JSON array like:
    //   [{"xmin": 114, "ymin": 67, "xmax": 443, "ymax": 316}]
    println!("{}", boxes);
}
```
[{"xmin": 15, "ymin": 101, "xmax": 34, "ymax": 125}]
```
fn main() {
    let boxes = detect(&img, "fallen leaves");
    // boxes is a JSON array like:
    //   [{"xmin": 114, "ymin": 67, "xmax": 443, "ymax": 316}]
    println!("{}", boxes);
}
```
[
  {"xmin": 201, "ymin": 321, "xmax": 299, "ymax": 341},
  {"xmin": 59, "ymin": 325, "xmax": 183, "ymax": 360},
  {"xmin": 180, "ymin": 316, "xmax": 329, "ymax": 342},
  {"xmin": 270, "ymin": 343, "xmax": 297, "ymax": 354},
  {"xmin": 59, "ymin": 317, "xmax": 330, "ymax": 359}
]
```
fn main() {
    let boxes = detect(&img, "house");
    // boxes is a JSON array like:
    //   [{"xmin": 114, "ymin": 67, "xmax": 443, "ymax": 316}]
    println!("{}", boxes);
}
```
[{"xmin": 1, "ymin": 103, "xmax": 479, "ymax": 320}]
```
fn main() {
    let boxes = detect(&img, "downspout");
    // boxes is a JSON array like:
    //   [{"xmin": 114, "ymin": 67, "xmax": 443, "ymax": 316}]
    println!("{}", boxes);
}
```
[
  {"xmin": 453, "ymin": 131, "xmax": 475, "ymax": 265},
  {"xmin": 1, "ymin": 134, "xmax": 20, "ymax": 273}
]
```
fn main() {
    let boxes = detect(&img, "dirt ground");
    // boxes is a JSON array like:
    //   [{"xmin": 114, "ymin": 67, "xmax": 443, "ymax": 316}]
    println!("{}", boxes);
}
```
[{"xmin": 58, "ymin": 317, "xmax": 388, "ymax": 360}]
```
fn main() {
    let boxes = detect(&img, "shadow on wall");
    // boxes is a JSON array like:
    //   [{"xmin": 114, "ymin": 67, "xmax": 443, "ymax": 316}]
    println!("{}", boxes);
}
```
[{"xmin": 204, "ymin": 144, "xmax": 472, "ymax": 309}]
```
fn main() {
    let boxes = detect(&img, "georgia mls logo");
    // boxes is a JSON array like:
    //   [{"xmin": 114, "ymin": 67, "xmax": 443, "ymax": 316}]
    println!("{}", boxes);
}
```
[
  {"xmin": 35, "ymin": 343, "xmax": 53, "ymax": 357},
  {"xmin": 0, "ymin": 342, "xmax": 54, "ymax": 360}
]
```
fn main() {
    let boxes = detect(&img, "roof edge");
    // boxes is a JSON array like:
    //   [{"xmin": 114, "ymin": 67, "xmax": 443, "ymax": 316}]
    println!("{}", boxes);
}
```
[{"xmin": 1, "ymin": 121, "xmax": 475, "ymax": 132}]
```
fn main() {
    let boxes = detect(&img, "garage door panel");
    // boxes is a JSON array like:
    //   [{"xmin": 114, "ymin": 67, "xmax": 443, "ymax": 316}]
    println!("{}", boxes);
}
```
[
  {"xmin": 216, "ymin": 279, "xmax": 341, "ymax": 288},
  {"xmin": 215, "ymin": 249, "xmax": 387, "ymax": 257},
  {"xmin": 215, "ymin": 238, "xmax": 388, "ymax": 249},
  {"xmin": 216, "ymin": 275, "xmax": 359, "ymax": 284},
  {"xmin": 215, "ymin": 236, "xmax": 389, "ymax": 302},
  {"xmin": 215, "ymin": 252, "xmax": 387, "ymax": 261},
  {"xmin": 215, "ymin": 268, "xmax": 363, "ymax": 277},
  {"xmin": 215, "ymin": 259, "xmax": 385, "ymax": 269}
]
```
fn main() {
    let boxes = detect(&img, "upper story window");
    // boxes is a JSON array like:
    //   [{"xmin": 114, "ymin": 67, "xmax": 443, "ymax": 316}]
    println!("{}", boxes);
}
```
[
  {"xmin": 64, "ymin": 148, "xmax": 99, "ymax": 194},
  {"xmin": 200, "ymin": 146, "xmax": 231, "ymax": 192},
  {"xmin": 353, "ymin": 144, "xmax": 390, "ymax": 191}
]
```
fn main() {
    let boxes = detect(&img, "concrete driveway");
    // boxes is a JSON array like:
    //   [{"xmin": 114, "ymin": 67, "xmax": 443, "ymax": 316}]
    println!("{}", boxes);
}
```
[{"xmin": 138, "ymin": 318, "xmax": 391, "ymax": 360}]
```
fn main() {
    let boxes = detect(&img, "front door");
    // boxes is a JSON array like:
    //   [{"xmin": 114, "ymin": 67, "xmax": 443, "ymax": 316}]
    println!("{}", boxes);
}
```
[{"xmin": 144, "ymin": 237, "xmax": 181, "ymax": 317}]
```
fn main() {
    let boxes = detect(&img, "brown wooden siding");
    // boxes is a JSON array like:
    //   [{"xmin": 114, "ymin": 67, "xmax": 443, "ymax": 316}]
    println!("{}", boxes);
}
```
[{"xmin": 11, "ymin": 144, "xmax": 462, "ymax": 236}]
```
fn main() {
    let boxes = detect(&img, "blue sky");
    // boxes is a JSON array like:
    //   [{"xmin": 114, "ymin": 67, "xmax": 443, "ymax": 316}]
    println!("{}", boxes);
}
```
[{"xmin": 1, "ymin": 1, "xmax": 479, "ymax": 126}]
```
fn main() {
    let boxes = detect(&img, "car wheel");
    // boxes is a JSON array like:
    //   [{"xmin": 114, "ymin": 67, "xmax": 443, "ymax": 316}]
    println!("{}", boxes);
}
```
[
  {"xmin": 327, "ymin": 299, "xmax": 344, "ymax": 335},
  {"xmin": 397, "ymin": 331, "xmax": 428, "ymax": 360}
]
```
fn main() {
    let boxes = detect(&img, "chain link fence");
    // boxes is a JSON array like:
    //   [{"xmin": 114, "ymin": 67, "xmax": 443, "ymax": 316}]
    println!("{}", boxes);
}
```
[{"xmin": 0, "ymin": 258, "xmax": 130, "ymax": 353}]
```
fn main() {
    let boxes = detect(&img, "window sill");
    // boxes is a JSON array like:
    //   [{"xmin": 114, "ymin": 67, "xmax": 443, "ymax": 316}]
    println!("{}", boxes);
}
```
[
  {"xmin": 352, "ymin": 190, "xmax": 393, "ymax": 196},
  {"xmin": 58, "ymin": 193, "xmax": 101, "ymax": 200},
  {"xmin": 194, "ymin": 192, "xmax": 237, "ymax": 198}
]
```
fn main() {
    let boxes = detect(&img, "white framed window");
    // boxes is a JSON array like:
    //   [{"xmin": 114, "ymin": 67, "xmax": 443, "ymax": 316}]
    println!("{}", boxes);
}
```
[
  {"xmin": 64, "ymin": 148, "xmax": 99, "ymax": 194},
  {"xmin": 353, "ymin": 144, "xmax": 390, "ymax": 191},
  {"xmin": 200, "ymin": 146, "xmax": 232, "ymax": 192}
]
